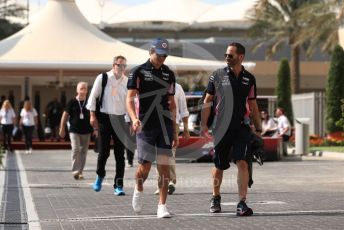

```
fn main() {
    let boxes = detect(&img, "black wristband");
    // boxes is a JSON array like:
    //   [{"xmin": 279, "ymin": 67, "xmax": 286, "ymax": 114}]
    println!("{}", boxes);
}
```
[{"xmin": 255, "ymin": 128, "xmax": 262, "ymax": 133}]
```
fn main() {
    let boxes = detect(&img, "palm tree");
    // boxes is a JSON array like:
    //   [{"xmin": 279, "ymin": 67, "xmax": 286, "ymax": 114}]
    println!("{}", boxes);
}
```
[
  {"xmin": 295, "ymin": 0, "xmax": 344, "ymax": 55},
  {"xmin": 247, "ymin": 0, "xmax": 322, "ymax": 94}
]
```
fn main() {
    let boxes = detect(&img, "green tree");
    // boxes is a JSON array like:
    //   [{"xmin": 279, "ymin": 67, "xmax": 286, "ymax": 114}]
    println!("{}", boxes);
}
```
[
  {"xmin": 0, "ymin": 0, "xmax": 26, "ymax": 39},
  {"xmin": 276, "ymin": 58, "xmax": 293, "ymax": 125},
  {"xmin": 190, "ymin": 80, "xmax": 205, "ymax": 92},
  {"xmin": 247, "ymin": 0, "xmax": 321, "ymax": 94},
  {"xmin": 176, "ymin": 79, "xmax": 190, "ymax": 92},
  {"xmin": 293, "ymin": 0, "xmax": 343, "ymax": 56},
  {"xmin": 326, "ymin": 45, "xmax": 344, "ymax": 132},
  {"xmin": 335, "ymin": 99, "xmax": 344, "ymax": 131}
]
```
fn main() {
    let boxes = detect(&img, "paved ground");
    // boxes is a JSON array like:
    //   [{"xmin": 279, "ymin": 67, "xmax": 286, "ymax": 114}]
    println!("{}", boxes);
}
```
[{"xmin": 0, "ymin": 149, "xmax": 344, "ymax": 230}]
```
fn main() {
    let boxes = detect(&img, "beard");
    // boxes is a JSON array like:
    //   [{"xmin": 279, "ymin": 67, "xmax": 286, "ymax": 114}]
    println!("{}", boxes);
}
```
[{"xmin": 226, "ymin": 58, "xmax": 239, "ymax": 67}]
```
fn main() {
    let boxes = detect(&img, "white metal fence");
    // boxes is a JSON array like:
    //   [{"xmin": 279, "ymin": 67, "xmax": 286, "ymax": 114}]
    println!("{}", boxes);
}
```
[{"xmin": 292, "ymin": 92, "xmax": 326, "ymax": 137}]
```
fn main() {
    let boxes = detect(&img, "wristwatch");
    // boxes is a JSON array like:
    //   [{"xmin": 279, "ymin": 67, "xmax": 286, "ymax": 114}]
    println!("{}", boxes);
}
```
[{"xmin": 255, "ymin": 128, "xmax": 262, "ymax": 133}]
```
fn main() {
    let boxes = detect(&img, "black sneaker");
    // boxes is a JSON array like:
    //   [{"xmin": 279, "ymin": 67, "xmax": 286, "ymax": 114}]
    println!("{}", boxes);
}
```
[
  {"xmin": 168, "ymin": 184, "xmax": 175, "ymax": 195},
  {"xmin": 236, "ymin": 200, "xmax": 253, "ymax": 216},
  {"xmin": 210, "ymin": 195, "xmax": 221, "ymax": 213}
]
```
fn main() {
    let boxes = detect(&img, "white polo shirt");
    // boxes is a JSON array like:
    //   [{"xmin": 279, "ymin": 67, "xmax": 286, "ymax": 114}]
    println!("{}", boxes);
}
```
[
  {"xmin": 0, "ymin": 108, "xmax": 16, "ymax": 125},
  {"xmin": 174, "ymin": 83, "xmax": 189, "ymax": 124},
  {"xmin": 277, "ymin": 115, "xmax": 291, "ymax": 136},
  {"xmin": 20, "ymin": 108, "xmax": 38, "ymax": 126}
]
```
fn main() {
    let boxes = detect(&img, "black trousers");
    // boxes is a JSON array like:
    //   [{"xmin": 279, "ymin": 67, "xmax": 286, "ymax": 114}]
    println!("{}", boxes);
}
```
[
  {"xmin": 2, "ymin": 124, "xmax": 13, "ymax": 150},
  {"xmin": 23, "ymin": 125, "xmax": 34, "ymax": 149},
  {"xmin": 96, "ymin": 113, "xmax": 126, "ymax": 189}
]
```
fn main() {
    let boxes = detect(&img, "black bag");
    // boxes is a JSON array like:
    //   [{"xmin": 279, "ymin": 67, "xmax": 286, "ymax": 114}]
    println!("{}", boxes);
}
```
[
  {"xmin": 12, "ymin": 126, "xmax": 23, "ymax": 141},
  {"xmin": 93, "ymin": 73, "xmax": 107, "ymax": 153},
  {"xmin": 95, "ymin": 72, "xmax": 108, "ymax": 121},
  {"xmin": 94, "ymin": 136, "xmax": 101, "ymax": 153},
  {"xmin": 250, "ymin": 132, "xmax": 265, "ymax": 166}
]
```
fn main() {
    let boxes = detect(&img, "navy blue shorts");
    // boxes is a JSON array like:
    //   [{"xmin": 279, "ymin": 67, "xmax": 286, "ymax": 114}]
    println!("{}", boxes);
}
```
[
  {"xmin": 213, "ymin": 125, "xmax": 251, "ymax": 170},
  {"xmin": 136, "ymin": 126, "xmax": 173, "ymax": 164}
]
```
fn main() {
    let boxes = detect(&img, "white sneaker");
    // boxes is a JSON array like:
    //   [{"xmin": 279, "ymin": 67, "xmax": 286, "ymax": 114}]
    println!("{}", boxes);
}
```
[
  {"xmin": 157, "ymin": 204, "xmax": 171, "ymax": 218},
  {"xmin": 154, "ymin": 188, "xmax": 159, "ymax": 195},
  {"xmin": 25, "ymin": 150, "xmax": 29, "ymax": 154},
  {"xmin": 132, "ymin": 187, "xmax": 143, "ymax": 213},
  {"xmin": 28, "ymin": 148, "xmax": 32, "ymax": 154}
]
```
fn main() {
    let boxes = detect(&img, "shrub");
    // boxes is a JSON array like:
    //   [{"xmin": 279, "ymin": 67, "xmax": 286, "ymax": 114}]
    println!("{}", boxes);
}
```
[
  {"xmin": 326, "ymin": 45, "xmax": 344, "ymax": 132},
  {"xmin": 276, "ymin": 58, "xmax": 294, "ymax": 125}
]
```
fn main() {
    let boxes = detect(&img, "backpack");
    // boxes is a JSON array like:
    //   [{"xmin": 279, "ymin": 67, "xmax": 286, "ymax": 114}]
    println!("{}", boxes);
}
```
[{"xmin": 95, "ymin": 72, "xmax": 108, "ymax": 120}]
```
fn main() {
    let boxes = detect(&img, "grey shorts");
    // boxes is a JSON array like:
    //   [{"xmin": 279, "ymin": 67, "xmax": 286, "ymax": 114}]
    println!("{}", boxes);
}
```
[{"xmin": 136, "ymin": 126, "xmax": 173, "ymax": 164}]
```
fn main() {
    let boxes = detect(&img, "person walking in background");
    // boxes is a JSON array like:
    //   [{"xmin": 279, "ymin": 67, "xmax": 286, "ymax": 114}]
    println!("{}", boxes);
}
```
[
  {"xmin": 275, "ymin": 107, "xmax": 291, "ymax": 156},
  {"xmin": 261, "ymin": 110, "xmax": 277, "ymax": 137},
  {"xmin": 86, "ymin": 55, "xmax": 128, "ymax": 196},
  {"xmin": 127, "ymin": 38, "xmax": 177, "ymax": 218},
  {"xmin": 20, "ymin": 101, "xmax": 38, "ymax": 154},
  {"xmin": 45, "ymin": 97, "xmax": 62, "ymax": 142},
  {"xmin": 154, "ymin": 82, "xmax": 190, "ymax": 195},
  {"xmin": 0, "ymin": 100, "xmax": 16, "ymax": 152},
  {"xmin": 201, "ymin": 42, "xmax": 262, "ymax": 216},
  {"xmin": 59, "ymin": 82, "xmax": 93, "ymax": 180}
]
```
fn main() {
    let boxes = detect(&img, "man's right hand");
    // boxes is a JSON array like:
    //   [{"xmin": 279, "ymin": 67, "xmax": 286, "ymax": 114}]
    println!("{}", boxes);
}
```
[
  {"xmin": 59, "ymin": 128, "xmax": 65, "ymax": 138},
  {"xmin": 90, "ymin": 113, "xmax": 98, "ymax": 128},
  {"xmin": 132, "ymin": 118, "xmax": 141, "ymax": 132},
  {"xmin": 200, "ymin": 125, "xmax": 211, "ymax": 140}
]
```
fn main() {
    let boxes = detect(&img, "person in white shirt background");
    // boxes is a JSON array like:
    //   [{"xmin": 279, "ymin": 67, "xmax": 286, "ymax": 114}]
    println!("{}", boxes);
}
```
[
  {"xmin": 86, "ymin": 55, "xmax": 128, "ymax": 196},
  {"xmin": 275, "ymin": 107, "xmax": 291, "ymax": 156},
  {"xmin": 260, "ymin": 110, "xmax": 277, "ymax": 137},
  {"xmin": 0, "ymin": 100, "xmax": 16, "ymax": 152},
  {"xmin": 155, "ymin": 82, "xmax": 190, "ymax": 195},
  {"xmin": 20, "ymin": 100, "xmax": 38, "ymax": 154}
]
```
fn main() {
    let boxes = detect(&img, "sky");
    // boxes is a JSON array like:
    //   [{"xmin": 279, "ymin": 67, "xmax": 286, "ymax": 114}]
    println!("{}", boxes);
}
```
[
  {"xmin": 24, "ymin": 0, "xmax": 238, "ymax": 7},
  {"xmin": 12, "ymin": 0, "xmax": 247, "ymax": 24}
]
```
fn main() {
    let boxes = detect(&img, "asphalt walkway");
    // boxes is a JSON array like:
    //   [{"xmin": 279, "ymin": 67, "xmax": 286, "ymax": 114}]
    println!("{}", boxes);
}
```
[{"xmin": 0, "ymin": 149, "xmax": 344, "ymax": 230}]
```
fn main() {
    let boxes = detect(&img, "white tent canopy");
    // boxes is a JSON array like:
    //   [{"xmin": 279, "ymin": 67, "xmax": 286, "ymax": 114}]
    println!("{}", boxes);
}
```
[
  {"xmin": 75, "ymin": 0, "xmax": 126, "ymax": 26},
  {"xmin": 0, "ymin": 0, "xmax": 228, "ymax": 72},
  {"xmin": 194, "ymin": 0, "xmax": 255, "ymax": 29},
  {"xmin": 107, "ymin": 0, "xmax": 212, "ymax": 31}
]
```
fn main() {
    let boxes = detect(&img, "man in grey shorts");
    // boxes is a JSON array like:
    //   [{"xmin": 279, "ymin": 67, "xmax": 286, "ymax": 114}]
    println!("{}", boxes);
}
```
[{"xmin": 126, "ymin": 38, "xmax": 177, "ymax": 218}]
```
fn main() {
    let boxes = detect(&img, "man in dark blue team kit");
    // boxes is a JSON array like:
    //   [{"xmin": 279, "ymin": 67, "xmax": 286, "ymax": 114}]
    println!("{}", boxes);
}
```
[
  {"xmin": 201, "ymin": 42, "xmax": 262, "ymax": 216},
  {"xmin": 126, "ymin": 38, "xmax": 177, "ymax": 218}
]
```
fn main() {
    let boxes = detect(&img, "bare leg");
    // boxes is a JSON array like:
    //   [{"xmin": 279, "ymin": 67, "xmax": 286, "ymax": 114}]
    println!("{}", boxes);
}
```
[
  {"xmin": 212, "ymin": 167, "xmax": 223, "ymax": 196},
  {"xmin": 135, "ymin": 162, "xmax": 151, "ymax": 192},
  {"xmin": 157, "ymin": 155, "xmax": 170, "ymax": 205},
  {"xmin": 236, "ymin": 160, "xmax": 249, "ymax": 201}
]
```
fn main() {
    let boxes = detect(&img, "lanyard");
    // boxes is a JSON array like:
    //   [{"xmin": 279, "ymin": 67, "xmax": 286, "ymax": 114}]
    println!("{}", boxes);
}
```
[{"xmin": 77, "ymin": 98, "xmax": 86, "ymax": 113}]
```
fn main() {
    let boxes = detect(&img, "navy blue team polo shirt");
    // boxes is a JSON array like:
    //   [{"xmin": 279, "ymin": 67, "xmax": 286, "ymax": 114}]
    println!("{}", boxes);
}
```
[
  {"xmin": 207, "ymin": 66, "xmax": 257, "ymax": 131},
  {"xmin": 127, "ymin": 59, "xmax": 176, "ymax": 130}
]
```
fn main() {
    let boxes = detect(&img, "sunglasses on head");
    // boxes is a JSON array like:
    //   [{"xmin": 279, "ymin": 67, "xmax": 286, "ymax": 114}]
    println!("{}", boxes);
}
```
[
  {"xmin": 224, "ymin": 53, "xmax": 234, "ymax": 59},
  {"xmin": 115, "ymin": 63, "xmax": 127, "ymax": 68}
]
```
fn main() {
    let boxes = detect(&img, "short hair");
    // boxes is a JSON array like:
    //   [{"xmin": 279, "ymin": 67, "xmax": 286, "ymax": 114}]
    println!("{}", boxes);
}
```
[
  {"xmin": 113, "ymin": 55, "xmax": 126, "ymax": 64},
  {"xmin": 77, "ymin": 81, "xmax": 88, "ymax": 89},
  {"xmin": 228, "ymin": 42, "xmax": 245, "ymax": 55}
]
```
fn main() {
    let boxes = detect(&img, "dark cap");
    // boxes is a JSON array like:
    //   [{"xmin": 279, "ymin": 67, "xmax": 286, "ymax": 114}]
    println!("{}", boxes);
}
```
[{"xmin": 150, "ymin": 38, "xmax": 169, "ymax": 56}]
